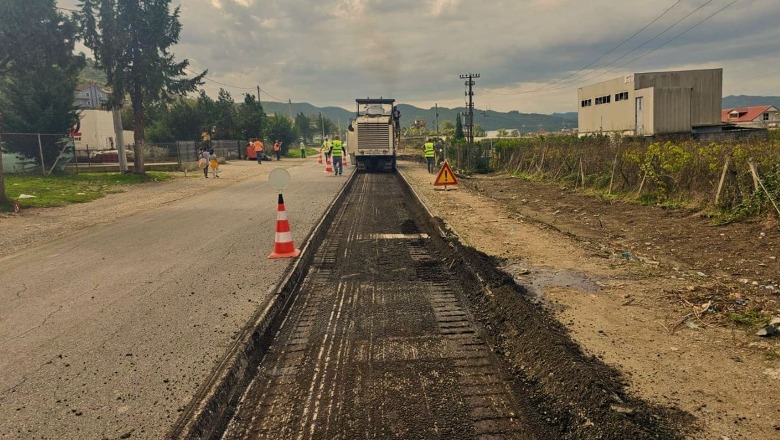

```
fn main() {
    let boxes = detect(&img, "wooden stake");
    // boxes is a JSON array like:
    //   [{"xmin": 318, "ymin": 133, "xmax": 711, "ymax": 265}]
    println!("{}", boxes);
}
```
[
  {"xmin": 748, "ymin": 160, "xmax": 760, "ymax": 192},
  {"xmin": 749, "ymin": 159, "xmax": 780, "ymax": 217},
  {"xmin": 608, "ymin": 154, "xmax": 618, "ymax": 195},
  {"xmin": 636, "ymin": 170, "xmax": 647, "ymax": 197},
  {"xmin": 714, "ymin": 158, "xmax": 730, "ymax": 205},
  {"xmin": 579, "ymin": 157, "xmax": 586, "ymax": 188}
]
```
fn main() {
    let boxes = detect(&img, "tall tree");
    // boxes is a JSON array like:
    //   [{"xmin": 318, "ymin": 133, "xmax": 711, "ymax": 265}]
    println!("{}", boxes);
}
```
[
  {"xmin": 213, "ymin": 89, "xmax": 237, "ymax": 140},
  {"xmin": 455, "ymin": 113, "xmax": 465, "ymax": 139},
  {"xmin": 265, "ymin": 114, "xmax": 298, "ymax": 154},
  {"xmin": 294, "ymin": 112, "xmax": 313, "ymax": 143},
  {"xmin": 0, "ymin": 0, "xmax": 84, "ymax": 201},
  {"xmin": 236, "ymin": 93, "xmax": 265, "ymax": 140},
  {"xmin": 79, "ymin": 0, "xmax": 205, "ymax": 174}
]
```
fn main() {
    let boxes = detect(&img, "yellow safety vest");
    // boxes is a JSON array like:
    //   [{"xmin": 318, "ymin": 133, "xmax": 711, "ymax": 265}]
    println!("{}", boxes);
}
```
[
  {"xmin": 424, "ymin": 142, "xmax": 435, "ymax": 158},
  {"xmin": 331, "ymin": 140, "xmax": 343, "ymax": 157}
]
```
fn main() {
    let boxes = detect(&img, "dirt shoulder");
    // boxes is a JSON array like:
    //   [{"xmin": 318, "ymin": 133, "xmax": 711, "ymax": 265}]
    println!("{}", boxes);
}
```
[{"xmin": 398, "ymin": 159, "xmax": 780, "ymax": 440}]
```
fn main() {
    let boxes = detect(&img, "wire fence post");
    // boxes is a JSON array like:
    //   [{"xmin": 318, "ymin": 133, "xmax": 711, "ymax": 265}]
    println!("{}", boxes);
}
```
[{"xmin": 37, "ymin": 134, "xmax": 45, "ymax": 174}]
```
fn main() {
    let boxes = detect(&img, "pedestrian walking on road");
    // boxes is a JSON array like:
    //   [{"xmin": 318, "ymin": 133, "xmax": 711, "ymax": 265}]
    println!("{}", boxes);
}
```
[
  {"xmin": 299, "ymin": 140, "xmax": 306, "ymax": 158},
  {"xmin": 199, "ymin": 147, "xmax": 210, "ymax": 178},
  {"xmin": 331, "ymin": 135, "xmax": 344, "ymax": 176},
  {"xmin": 208, "ymin": 148, "xmax": 220, "ymax": 178},
  {"xmin": 253, "ymin": 138, "xmax": 264, "ymax": 164},
  {"xmin": 273, "ymin": 140, "xmax": 281, "ymax": 161},
  {"xmin": 424, "ymin": 138, "xmax": 435, "ymax": 173}
]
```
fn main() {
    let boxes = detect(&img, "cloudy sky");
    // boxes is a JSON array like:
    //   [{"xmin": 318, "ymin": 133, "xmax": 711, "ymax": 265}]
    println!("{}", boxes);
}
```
[{"xmin": 57, "ymin": 0, "xmax": 780, "ymax": 114}]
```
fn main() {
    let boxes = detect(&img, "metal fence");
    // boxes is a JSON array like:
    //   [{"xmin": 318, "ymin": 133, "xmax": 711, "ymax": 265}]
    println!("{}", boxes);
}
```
[
  {"xmin": 0, "ymin": 132, "xmax": 74, "ymax": 175},
  {"xmin": 1, "ymin": 133, "xmax": 247, "ymax": 175}
]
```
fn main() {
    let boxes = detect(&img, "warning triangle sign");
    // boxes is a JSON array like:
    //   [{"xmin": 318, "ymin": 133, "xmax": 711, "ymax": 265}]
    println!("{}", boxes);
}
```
[{"xmin": 434, "ymin": 161, "xmax": 458, "ymax": 186}]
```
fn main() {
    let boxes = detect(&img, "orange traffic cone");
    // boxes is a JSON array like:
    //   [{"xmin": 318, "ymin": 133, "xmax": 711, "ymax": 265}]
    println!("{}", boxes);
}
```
[
  {"xmin": 268, "ymin": 193, "xmax": 301, "ymax": 259},
  {"xmin": 318, "ymin": 150, "xmax": 323, "ymax": 164},
  {"xmin": 343, "ymin": 153, "xmax": 349, "ymax": 166},
  {"xmin": 324, "ymin": 156, "xmax": 333, "ymax": 174}
]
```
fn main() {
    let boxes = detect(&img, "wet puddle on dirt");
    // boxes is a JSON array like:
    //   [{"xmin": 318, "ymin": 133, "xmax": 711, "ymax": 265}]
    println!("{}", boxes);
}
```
[{"xmin": 501, "ymin": 260, "xmax": 601, "ymax": 305}]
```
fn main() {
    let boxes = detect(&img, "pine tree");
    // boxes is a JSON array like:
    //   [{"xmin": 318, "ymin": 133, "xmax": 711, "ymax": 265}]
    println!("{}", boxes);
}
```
[
  {"xmin": 79, "ymin": 0, "xmax": 205, "ymax": 174},
  {"xmin": 0, "ymin": 0, "xmax": 84, "ymax": 201},
  {"xmin": 455, "ymin": 113, "xmax": 465, "ymax": 139}
]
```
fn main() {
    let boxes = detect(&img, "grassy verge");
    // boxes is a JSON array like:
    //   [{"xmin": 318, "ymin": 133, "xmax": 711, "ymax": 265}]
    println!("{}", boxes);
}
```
[{"xmin": 1, "ymin": 172, "xmax": 174, "ymax": 211}]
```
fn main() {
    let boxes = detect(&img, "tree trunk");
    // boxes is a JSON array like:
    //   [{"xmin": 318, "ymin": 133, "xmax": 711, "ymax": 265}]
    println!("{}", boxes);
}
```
[{"xmin": 131, "ymin": 90, "xmax": 145, "ymax": 174}]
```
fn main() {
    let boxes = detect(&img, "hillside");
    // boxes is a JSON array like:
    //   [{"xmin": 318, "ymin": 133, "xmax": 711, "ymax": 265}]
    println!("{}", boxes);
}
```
[
  {"xmin": 722, "ymin": 95, "xmax": 780, "ymax": 109},
  {"xmin": 262, "ymin": 101, "xmax": 577, "ymax": 133}
]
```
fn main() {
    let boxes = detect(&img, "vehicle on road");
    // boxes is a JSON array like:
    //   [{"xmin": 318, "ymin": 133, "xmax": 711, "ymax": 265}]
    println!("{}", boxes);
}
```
[{"xmin": 346, "ymin": 98, "xmax": 400, "ymax": 172}]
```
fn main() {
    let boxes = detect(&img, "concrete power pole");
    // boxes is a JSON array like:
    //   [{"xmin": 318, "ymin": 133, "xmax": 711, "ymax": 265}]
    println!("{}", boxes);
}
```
[
  {"xmin": 459, "ymin": 73, "xmax": 479, "ymax": 168},
  {"xmin": 0, "ymin": 116, "xmax": 6, "ymax": 203},
  {"xmin": 112, "ymin": 106, "xmax": 128, "ymax": 172}
]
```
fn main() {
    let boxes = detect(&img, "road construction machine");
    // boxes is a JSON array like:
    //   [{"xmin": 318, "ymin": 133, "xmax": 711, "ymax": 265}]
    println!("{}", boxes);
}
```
[{"xmin": 346, "ymin": 98, "xmax": 400, "ymax": 172}]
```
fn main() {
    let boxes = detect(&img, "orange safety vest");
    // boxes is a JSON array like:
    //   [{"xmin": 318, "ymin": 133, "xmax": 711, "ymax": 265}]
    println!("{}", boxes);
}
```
[
  {"xmin": 254, "ymin": 140, "xmax": 264, "ymax": 152},
  {"xmin": 273, "ymin": 142, "xmax": 281, "ymax": 152}
]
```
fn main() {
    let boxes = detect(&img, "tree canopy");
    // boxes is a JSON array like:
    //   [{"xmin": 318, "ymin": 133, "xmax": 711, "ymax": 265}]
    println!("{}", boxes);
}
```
[
  {"xmin": 78, "ymin": 0, "xmax": 205, "ymax": 173},
  {"xmin": 0, "ymin": 0, "xmax": 84, "ymax": 202}
]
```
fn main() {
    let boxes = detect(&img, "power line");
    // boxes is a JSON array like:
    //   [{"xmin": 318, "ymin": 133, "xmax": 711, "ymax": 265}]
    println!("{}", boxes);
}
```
[
  {"xmin": 185, "ymin": 67, "xmax": 255, "ymax": 91},
  {"xmin": 258, "ymin": 88, "xmax": 283, "ymax": 102},
  {"xmin": 528, "ymin": 0, "xmax": 685, "ymax": 94},
  {"xmin": 591, "ymin": 0, "xmax": 738, "ymax": 82},
  {"xmin": 564, "ymin": 0, "xmax": 717, "ymax": 89},
  {"xmin": 485, "ymin": 0, "xmax": 723, "ymax": 97}
]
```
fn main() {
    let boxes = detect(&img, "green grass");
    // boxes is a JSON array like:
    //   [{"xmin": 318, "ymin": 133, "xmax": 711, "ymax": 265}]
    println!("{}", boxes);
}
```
[
  {"xmin": 729, "ymin": 310, "xmax": 771, "ymax": 327},
  {"xmin": 1, "ymin": 172, "xmax": 174, "ymax": 211},
  {"xmin": 287, "ymin": 147, "xmax": 317, "ymax": 159}
]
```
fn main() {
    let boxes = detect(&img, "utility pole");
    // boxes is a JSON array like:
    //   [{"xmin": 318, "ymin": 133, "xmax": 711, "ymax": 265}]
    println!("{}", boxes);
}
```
[
  {"xmin": 459, "ymin": 73, "xmax": 479, "ymax": 168},
  {"xmin": 435, "ymin": 103, "xmax": 439, "ymax": 136},
  {"xmin": 257, "ymin": 85, "xmax": 261, "ymax": 105},
  {"xmin": 288, "ymin": 99, "xmax": 293, "ymax": 121},
  {"xmin": 0, "ymin": 113, "xmax": 6, "ymax": 204},
  {"xmin": 319, "ymin": 112, "xmax": 325, "ymax": 141}
]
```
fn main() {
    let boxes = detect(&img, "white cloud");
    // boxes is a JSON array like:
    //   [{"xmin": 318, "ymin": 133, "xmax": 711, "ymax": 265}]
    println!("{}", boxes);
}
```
[
  {"xmin": 55, "ymin": 0, "xmax": 780, "ymax": 113},
  {"xmin": 430, "ymin": 0, "xmax": 462, "ymax": 17}
]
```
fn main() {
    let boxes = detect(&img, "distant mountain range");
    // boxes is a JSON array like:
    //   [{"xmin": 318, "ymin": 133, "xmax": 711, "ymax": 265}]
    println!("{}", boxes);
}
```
[
  {"xmin": 263, "ymin": 101, "xmax": 579, "ymax": 133},
  {"xmin": 77, "ymin": 62, "xmax": 780, "ymax": 131},
  {"xmin": 722, "ymin": 95, "xmax": 780, "ymax": 109}
]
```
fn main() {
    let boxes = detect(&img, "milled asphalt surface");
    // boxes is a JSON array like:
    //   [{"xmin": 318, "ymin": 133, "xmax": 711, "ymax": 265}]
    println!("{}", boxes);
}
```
[{"xmin": 0, "ymin": 160, "xmax": 349, "ymax": 439}]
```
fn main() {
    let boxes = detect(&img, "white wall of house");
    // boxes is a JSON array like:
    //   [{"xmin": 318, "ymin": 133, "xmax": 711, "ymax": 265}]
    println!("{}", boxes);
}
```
[{"xmin": 73, "ymin": 109, "xmax": 134, "ymax": 150}]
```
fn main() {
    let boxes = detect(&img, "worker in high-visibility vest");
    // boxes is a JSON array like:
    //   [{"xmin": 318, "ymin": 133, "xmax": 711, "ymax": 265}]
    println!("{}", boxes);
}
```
[
  {"xmin": 322, "ymin": 137, "xmax": 332, "ymax": 162},
  {"xmin": 331, "ymin": 135, "xmax": 344, "ymax": 176},
  {"xmin": 423, "ymin": 139, "xmax": 435, "ymax": 173}
]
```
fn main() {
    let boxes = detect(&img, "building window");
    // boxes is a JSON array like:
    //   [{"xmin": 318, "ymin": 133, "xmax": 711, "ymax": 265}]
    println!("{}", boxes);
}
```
[
  {"xmin": 595, "ymin": 95, "xmax": 611, "ymax": 105},
  {"xmin": 763, "ymin": 113, "xmax": 770, "ymax": 121},
  {"xmin": 581, "ymin": 99, "xmax": 592, "ymax": 107},
  {"xmin": 615, "ymin": 91, "xmax": 629, "ymax": 101}
]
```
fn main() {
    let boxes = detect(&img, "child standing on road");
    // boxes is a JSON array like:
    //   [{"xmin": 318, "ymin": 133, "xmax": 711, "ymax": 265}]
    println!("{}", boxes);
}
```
[{"xmin": 208, "ymin": 148, "xmax": 220, "ymax": 178}]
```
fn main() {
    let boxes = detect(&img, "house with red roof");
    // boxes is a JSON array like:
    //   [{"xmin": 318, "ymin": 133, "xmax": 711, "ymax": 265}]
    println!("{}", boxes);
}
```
[{"xmin": 721, "ymin": 105, "xmax": 779, "ymax": 129}]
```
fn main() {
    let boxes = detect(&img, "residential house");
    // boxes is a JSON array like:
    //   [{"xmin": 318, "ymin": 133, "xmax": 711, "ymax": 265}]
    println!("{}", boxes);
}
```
[{"xmin": 721, "ymin": 106, "xmax": 779, "ymax": 129}]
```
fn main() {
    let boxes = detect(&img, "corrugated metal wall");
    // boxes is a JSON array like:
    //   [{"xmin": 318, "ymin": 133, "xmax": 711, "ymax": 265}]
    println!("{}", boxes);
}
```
[{"xmin": 635, "ymin": 69, "xmax": 722, "ymax": 127}]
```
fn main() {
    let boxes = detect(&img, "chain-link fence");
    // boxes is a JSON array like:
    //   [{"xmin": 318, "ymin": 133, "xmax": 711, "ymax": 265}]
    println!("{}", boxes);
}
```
[
  {"xmin": 2, "ymin": 133, "xmax": 247, "ymax": 175},
  {"xmin": 0, "ymin": 133, "xmax": 74, "ymax": 175}
]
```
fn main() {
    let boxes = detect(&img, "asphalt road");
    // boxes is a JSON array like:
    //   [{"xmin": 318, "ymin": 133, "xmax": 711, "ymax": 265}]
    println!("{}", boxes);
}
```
[{"xmin": 0, "ymin": 161, "xmax": 348, "ymax": 439}]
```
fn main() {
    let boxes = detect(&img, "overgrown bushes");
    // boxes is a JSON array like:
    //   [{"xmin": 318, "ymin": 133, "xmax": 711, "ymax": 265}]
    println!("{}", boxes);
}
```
[{"xmin": 452, "ymin": 134, "xmax": 780, "ymax": 219}]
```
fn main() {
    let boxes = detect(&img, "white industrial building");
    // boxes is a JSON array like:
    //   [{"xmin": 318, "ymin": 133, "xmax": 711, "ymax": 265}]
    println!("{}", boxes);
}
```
[{"xmin": 577, "ymin": 68, "xmax": 723, "ymax": 136}]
